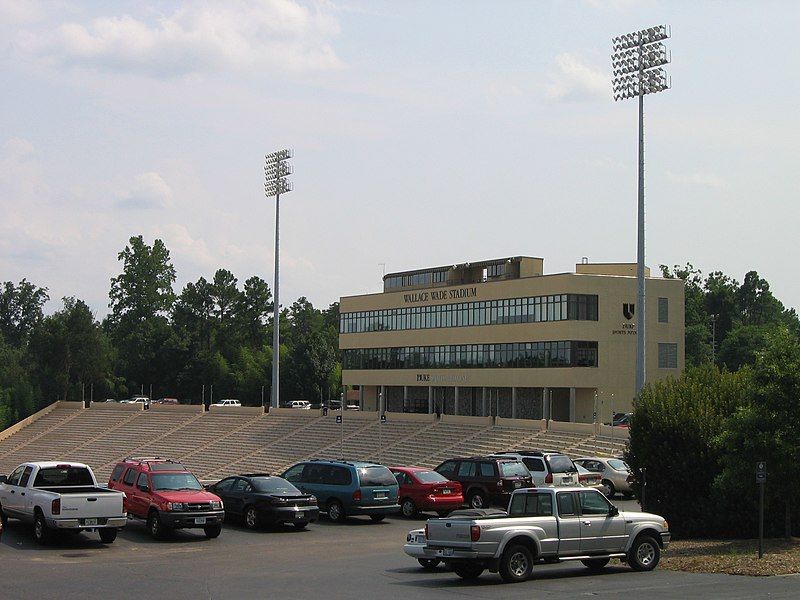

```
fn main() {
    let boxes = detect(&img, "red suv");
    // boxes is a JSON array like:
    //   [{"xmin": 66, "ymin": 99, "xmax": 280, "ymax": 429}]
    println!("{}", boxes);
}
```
[
  {"xmin": 390, "ymin": 466, "xmax": 464, "ymax": 518},
  {"xmin": 108, "ymin": 457, "xmax": 224, "ymax": 539}
]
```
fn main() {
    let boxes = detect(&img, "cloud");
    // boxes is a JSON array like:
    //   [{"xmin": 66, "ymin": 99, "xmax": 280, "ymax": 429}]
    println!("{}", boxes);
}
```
[
  {"xmin": 15, "ymin": 0, "xmax": 343, "ymax": 78},
  {"xmin": 546, "ymin": 53, "xmax": 608, "ymax": 102},
  {"xmin": 666, "ymin": 171, "xmax": 726, "ymax": 189},
  {"xmin": 117, "ymin": 172, "xmax": 173, "ymax": 210}
]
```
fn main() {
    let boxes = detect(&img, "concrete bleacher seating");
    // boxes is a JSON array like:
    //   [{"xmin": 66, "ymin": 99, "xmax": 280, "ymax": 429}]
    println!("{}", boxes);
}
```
[{"xmin": 0, "ymin": 402, "xmax": 629, "ymax": 483}]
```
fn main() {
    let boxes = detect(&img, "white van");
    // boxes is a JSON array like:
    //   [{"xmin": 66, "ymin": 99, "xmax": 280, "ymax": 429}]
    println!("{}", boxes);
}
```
[
  {"xmin": 213, "ymin": 399, "xmax": 242, "ymax": 407},
  {"xmin": 288, "ymin": 401, "xmax": 311, "ymax": 410}
]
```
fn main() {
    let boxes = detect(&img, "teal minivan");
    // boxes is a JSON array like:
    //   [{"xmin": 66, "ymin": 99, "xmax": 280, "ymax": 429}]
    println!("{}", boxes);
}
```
[{"xmin": 282, "ymin": 460, "xmax": 400, "ymax": 523}]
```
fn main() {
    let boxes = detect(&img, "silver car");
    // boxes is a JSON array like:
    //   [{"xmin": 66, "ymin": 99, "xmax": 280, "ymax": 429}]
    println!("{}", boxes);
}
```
[{"xmin": 574, "ymin": 457, "xmax": 634, "ymax": 498}]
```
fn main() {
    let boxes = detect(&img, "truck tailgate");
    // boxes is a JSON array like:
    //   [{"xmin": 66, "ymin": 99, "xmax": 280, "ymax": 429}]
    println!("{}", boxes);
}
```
[
  {"xmin": 57, "ymin": 492, "xmax": 125, "ymax": 518},
  {"xmin": 426, "ymin": 518, "xmax": 476, "ymax": 548}
]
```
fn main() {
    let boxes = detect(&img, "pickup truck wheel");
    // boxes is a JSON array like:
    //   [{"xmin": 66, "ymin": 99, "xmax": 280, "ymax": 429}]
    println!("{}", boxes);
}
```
[
  {"xmin": 147, "ymin": 510, "xmax": 165, "ymax": 539},
  {"xmin": 327, "ymin": 500, "xmax": 345, "ymax": 523},
  {"xmin": 244, "ymin": 506, "xmax": 259, "ymax": 530},
  {"xmin": 418, "ymin": 558, "xmax": 441, "ymax": 570},
  {"xmin": 602, "ymin": 480, "xmax": 616, "ymax": 498},
  {"xmin": 581, "ymin": 557, "xmax": 610, "ymax": 571},
  {"xmin": 628, "ymin": 535, "xmax": 660, "ymax": 571},
  {"xmin": 204, "ymin": 524, "xmax": 222, "ymax": 538},
  {"xmin": 33, "ymin": 511, "xmax": 51, "ymax": 545},
  {"xmin": 99, "ymin": 528, "xmax": 118, "ymax": 543},
  {"xmin": 401, "ymin": 498, "xmax": 418, "ymax": 518},
  {"xmin": 467, "ymin": 491, "xmax": 487, "ymax": 509},
  {"xmin": 453, "ymin": 563, "xmax": 484, "ymax": 580},
  {"xmin": 499, "ymin": 544, "xmax": 534, "ymax": 583}
]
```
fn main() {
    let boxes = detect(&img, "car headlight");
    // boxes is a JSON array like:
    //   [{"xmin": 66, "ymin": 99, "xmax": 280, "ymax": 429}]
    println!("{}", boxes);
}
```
[
  {"xmin": 663, "ymin": 519, "xmax": 669, "ymax": 530},
  {"xmin": 211, "ymin": 500, "xmax": 223, "ymax": 510},
  {"xmin": 167, "ymin": 502, "xmax": 185, "ymax": 511},
  {"xmin": 407, "ymin": 533, "xmax": 412, "ymax": 542},
  {"xmin": 308, "ymin": 497, "xmax": 317, "ymax": 505}
]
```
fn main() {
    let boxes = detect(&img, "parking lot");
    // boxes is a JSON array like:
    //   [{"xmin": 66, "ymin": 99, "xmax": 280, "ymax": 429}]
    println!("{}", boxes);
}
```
[{"xmin": 2, "ymin": 500, "xmax": 797, "ymax": 600}]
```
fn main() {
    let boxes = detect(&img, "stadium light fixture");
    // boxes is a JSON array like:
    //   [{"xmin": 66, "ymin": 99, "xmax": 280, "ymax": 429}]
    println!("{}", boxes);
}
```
[
  {"xmin": 611, "ymin": 25, "xmax": 671, "ymax": 398},
  {"xmin": 264, "ymin": 149, "xmax": 293, "ymax": 409}
]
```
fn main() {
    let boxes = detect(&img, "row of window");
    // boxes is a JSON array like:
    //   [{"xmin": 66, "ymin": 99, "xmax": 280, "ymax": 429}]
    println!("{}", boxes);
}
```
[
  {"xmin": 342, "ymin": 340, "xmax": 599, "ymax": 370},
  {"xmin": 385, "ymin": 270, "xmax": 448, "ymax": 289},
  {"xmin": 340, "ymin": 294, "xmax": 599, "ymax": 334}
]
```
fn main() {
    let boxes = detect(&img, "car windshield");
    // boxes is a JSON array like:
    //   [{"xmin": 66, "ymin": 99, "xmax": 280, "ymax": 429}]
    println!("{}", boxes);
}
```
[
  {"xmin": 500, "ymin": 461, "xmax": 529, "ymax": 477},
  {"xmin": 358, "ymin": 466, "xmax": 396, "ymax": 487},
  {"xmin": 414, "ymin": 470, "xmax": 449, "ymax": 484},
  {"xmin": 608, "ymin": 459, "xmax": 629, "ymax": 472},
  {"xmin": 251, "ymin": 477, "xmax": 300, "ymax": 494},
  {"xmin": 546, "ymin": 455, "xmax": 577, "ymax": 473},
  {"xmin": 152, "ymin": 473, "xmax": 203, "ymax": 491}
]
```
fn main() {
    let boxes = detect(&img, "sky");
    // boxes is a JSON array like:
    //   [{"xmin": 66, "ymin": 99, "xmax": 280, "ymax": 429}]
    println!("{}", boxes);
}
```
[{"xmin": 1, "ymin": 0, "xmax": 799, "ymax": 318}]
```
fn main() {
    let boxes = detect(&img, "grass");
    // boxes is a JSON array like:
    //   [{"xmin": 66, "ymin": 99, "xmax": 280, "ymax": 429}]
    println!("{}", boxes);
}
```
[{"xmin": 661, "ymin": 538, "xmax": 800, "ymax": 576}]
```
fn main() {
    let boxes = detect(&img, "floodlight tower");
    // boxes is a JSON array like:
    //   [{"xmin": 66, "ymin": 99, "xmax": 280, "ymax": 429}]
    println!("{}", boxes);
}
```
[
  {"xmin": 612, "ymin": 25, "xmax": 670, "ymax": 398},
  {"xmin": 265, "ymin": 149, "xmax": 293, "ymax": 409}
]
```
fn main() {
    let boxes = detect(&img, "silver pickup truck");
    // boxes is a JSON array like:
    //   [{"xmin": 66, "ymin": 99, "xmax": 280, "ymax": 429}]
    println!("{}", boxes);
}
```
[{"xmin": 419, "ymin": 486, "xmax": 670, "ymax": 583}]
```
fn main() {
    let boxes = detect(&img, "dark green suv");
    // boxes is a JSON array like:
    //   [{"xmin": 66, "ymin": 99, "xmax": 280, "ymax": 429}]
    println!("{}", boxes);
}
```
[{"xmin": 434, "ymin": 457, "xmax": 532, "ymax": 509}]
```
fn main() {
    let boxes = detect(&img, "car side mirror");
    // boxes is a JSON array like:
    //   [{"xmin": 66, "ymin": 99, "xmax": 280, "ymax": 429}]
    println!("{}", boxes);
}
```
[
  {"xmin": 0, "ymin": 475, "xmax": 6, "ymax": 484},
  {"xmin": 609, "ymin": 506, "xmax": 619, "ymax": 517},
  {"xmin": 138, "ymin": 484, "xmax": 149, "ymax": 492}
]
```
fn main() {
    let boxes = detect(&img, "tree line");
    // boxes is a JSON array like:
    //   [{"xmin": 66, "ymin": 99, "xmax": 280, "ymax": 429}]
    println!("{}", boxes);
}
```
[{"xmin": 0, "ymin": 236, "xmax": 340, "ymax": 428}]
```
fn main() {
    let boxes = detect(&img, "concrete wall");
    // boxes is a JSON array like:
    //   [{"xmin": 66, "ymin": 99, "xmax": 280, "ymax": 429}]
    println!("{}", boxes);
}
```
[
  {"xmin": 440, "ymin": 414, "xmax": 493, "ymax": 426},
  {"xmin": 384, "ymin": 411, "xmax": 437, "ymax": 423},
  {"xmin": 268, "ymin": 407, "xmax": 319, "ymax": 417},
  {"xmin": 598, "ymin": 424, "xmax": 630, "ymax": 439},
  {"xmin": 0, "ymin": 401, "xmax": 71, "ymax": 441},
  {"xmin": 495, "ymin": 416, "xmax": 546, "ymax": 430},
  {"xmin": 549, "ymin": 420, "xmax": 595, "ymax": 435},
  {"xmin": 149, "ymin": 404, "xmax": 203, "ymax": 413},
  {"xmin": 89, "ymin": 402, "xmax": 141, "ymax": 411}
]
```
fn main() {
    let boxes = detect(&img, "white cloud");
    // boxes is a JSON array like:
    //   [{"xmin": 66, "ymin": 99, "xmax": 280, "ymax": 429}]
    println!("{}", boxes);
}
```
[
  {"xmin": 546, "ymin": 53, "xmax": 608, "ymax": 102},
  {"xmin": 117, "ymin": 172, "xmax": 173, "ymax": 210},
  {"xmin": 15, "ymin": 0, "xmax": 343, "ymax": 78},
  {"xmin": 666, "ymin": 171, "xmax": 726, "ymax": 190},
  {"xmin": 153, "ymin": 223, "xmax": 215, "ymax": 270}
]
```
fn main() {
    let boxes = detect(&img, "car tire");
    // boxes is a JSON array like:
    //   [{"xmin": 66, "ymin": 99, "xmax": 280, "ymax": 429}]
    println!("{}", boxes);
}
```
[
  {"xmin": 602, "ymin": 480, "xmax": 616, "ymax": 498},
  {"xmin": 244, "ymin": 506, "xmax": 259, "ymax": 530},
  {"xmin": 628, "ymin": 535, "xmax": 660, "ymax": 571},
  {"xmin": 453, "ymin": 562, "xmax": 484, "ymax": 580},
  {"xmin": 0, "ymin": 505, "xmax": 8, "ymax": 528},
  {"xmin": 204, "ymin": 524, "xmax": 222, "ymax": 539},
  {"xmin": 401, "ymin": 498, "xmax": 418, "ymax": 518},
  {"xmin": 370, "ymin": 514, "xmax": 386, "ymax": 523},
  {"xmin": 581, "ymin": 557, "xmax": 610, "ymax": 571},
  {"xmin": 327, "ymin": 500, "xmax": 345, "ymax": 523},
  {"xmin": 418, "ymin": 558, "xmax": 441, "ymax": 570},
  {"xmin": 294, "ymin": 521, "xmax": 308, "ymax": 530},
  {"xmin": 99, "ymin": 528, "xmax": 118, "ymax": 544},
  {"xmin": 499, "ymin": 544, "xmax": 534, "ymax": 583},
  {"xmin": 33, "ymin": 510, "xmax": 51, "ymax": 545},
  {"xmin": 467, "ymin": 490, "xmax": 487, "ymax": 509},
  {"xmin": 147, "ymin": 510, "xmax": 165, "ymax": 540}
]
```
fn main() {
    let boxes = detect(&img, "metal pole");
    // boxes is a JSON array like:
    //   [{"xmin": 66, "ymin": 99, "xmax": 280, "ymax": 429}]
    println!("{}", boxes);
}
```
[
  {"xmin": 378, "ymin": 392, "xmax": 383, "ymax": 464},
  {"xmin": 635, "ymin": 43, "xmax": 647, "ymax": 399},
  {"xmin": 90, "ymin": 383, "xmax": 93, "ymax": 404},
  {"xmin": 271, "ymin": 191, "xmax": 281, "ymax": 409},
  {"xmin": 261, "ymin": 385, "xmax": 265, "ymax": 409},
  {"xmin": 340, "ymin": 390, "xmax": 345, "ymax": 460},
  {"xmin": 759, "ymin": 482, "xmax": 764, "ymax": 559},
  {"xmin": 641, "ymin": 467, "xmax": 647, "ymax": 511}
]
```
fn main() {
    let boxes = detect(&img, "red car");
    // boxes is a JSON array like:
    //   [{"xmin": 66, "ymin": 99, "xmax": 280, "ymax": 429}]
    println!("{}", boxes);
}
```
[
  {"xmin": 108, "ymin": 457, "xmax": 225, "ymax": 539},
  {"xmin": 390, "ymin": 466, "xmax": 464, "ymax": 518}
]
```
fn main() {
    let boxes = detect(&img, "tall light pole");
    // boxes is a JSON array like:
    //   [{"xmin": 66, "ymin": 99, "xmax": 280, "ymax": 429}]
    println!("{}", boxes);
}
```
[
  {"xmin": 265, "ymin": 149, "xmax": 293, "ymax": 409},
  {"xmin": 612, "ymin": 25, "xmax": 671, "ymax": 398}
]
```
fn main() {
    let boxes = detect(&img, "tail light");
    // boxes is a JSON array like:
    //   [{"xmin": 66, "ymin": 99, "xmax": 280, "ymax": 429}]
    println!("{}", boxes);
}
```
[
  {"xmin": 545, "ymin": 473, "xmax": 553, "ymax": 484},
  {"xmin": 51, "ymin": 498, "xmax": 61, "ymax": 515},
  {"xmin": 352, "ymin": 489, "xmax": 362, "ymax": 502},
  {"xmin": 424, "ymin": 523, "xmax": 429, "ymax": 539},
  {"xmin": 496, "ymin": 480, "xmax": 503, "ymax": 488},
  {"xmin": 470, "ymin": 525, "xmax": 481, "ymax": 542},
  {"xmin": 627, "ymin": 475, "xmax": 634, "ymax": 484}
]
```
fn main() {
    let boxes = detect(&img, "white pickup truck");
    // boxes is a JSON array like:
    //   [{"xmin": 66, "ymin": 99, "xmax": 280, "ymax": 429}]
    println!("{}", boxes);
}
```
[
  {"xmin": 0, "ymin": 462, "xmax": 127, "ymax": 544},
  {"xmin": 416, "ymin": 486, "xmax": 670, "ymax": 583}
]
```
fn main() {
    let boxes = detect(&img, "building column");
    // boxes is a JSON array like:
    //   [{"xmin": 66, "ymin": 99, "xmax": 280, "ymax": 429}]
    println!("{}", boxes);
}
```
[
  {"xmin": 403, "ymin": 386, "xmax": 408, "ymax": 413},
  {"xmin": 542, "ymin": 387, "xmax": 549, "ymax": 420},
  {"xmin": 511, "ymin": 387, "xmax": 518, "ymax": 419},
  {"xmin": 428, "ymin": 386, "xmax": 433, "ymax": 414},
  {"xmin": 482, "ymin": 387, "xmax": 487, "ymax": 416},
  {"xmin": 379, "ymin": 385, "xmax": 385, "ymax": 416},
  {"xmin": 569, "ymin": 387, "xmax": 576, "ymax": 423},
  {"xmin": 454, "ymin": 387, "xmax": 460, "ymax": 415},
  {"xmin": 359, "ymin": 386, "xmax": 364, "ymax": 409}
]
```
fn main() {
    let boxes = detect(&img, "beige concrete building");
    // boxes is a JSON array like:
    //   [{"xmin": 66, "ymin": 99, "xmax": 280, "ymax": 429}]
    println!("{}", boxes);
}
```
[{"xmin": 339, "ymin": 257, "xmax": 684, "ymax": 423}]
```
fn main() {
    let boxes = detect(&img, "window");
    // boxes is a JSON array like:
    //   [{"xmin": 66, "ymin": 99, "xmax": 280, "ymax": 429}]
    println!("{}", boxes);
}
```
[
  {"xmin": 328, "ymin": 466, "xmax": 353, "ymax": 486},
  {"xmin": 658, "ymin": 343, "xmax": 678, "ymax": 368},
  {"xmin": 19, "ymin": 466, "xmax": 33, "ymax": 487},
  {"xmin": 136, "ymin": 472, "xmax": 149, "ymax": 490},
  {"xmin": 579, "ymin": 490, "xmax": 611, "ymax": 515},
  {"xmin": 510, "ymin": 493, "xmax": 554, "ymax": 517},
  {"xmin": 358, "ymin": 466, "xmax": 396, "ymax": 486},
  {"xmin": 436, "ymin": 461, "xmax": 457, "ymax": 478},
  {"xmin": 7, "ymin": 466, "xmax": 25, "ymax": 486},
  {"xmin": 557, "ymin": 492, "xmax": 576, "ymax": 516},
  {"xmin": 215, "ymin": 478, "xmax": 236, "ymax": 492},
  {"xmin": 523, "ymin": 458, "xmax": 546, "ymax": 473},
  {"xmin": 479, "ymin": 463, "xmax": 495, "ymax": 477},
  {"xmin": 283, "ymin": 464, "xmax": 304, "ymax": 483},
  {"xmin": 34, "ymin": 466, "xmax": 94, "ymax": 487},
  {"xmin": 152, "ymin": 473, "xmax": 203, "ymax": 491},
  {"xmin": 123, "ymin": 468, "xmax": 137, "ymax": 486},
  {"xmin": 457, "ymin": 461, "xmax": 476, "ymax": 477},
  {"xmin": 111, "ymin": 465, "xmax": 125, "ymax": 482},
  {"xmin": 658, "ymin": 297, "xmax": 669, "ymax": 323},
  {"xmin": 232, "ymin": 478, "xmax": 248, "ymax": 492},
  {"xmin": 500, "ymin": 461, "xmax": 529, "ymax": 477}
]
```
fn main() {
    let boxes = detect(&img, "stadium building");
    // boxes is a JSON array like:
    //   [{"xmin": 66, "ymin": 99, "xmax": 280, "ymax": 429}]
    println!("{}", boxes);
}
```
[{"xmin": 339, "ymin": 256, "xmax": 684, "ymax": 423}]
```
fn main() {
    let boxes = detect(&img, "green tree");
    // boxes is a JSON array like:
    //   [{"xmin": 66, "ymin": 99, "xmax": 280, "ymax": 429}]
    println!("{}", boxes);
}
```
[{"xmin": 0, "ymin": 279, "xmax": 49, "ymax": 347}]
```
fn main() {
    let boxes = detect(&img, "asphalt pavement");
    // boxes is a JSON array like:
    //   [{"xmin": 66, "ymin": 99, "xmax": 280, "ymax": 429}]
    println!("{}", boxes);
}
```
[{"xmin": 1, "ymin": 501, "xmax": 796, "ymax": 600}]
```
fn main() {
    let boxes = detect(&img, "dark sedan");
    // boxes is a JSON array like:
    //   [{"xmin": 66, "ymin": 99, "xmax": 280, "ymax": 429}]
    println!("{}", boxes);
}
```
[{"xmin": 207, "ymin": 474, "xmax": 319, "ymax": 530}]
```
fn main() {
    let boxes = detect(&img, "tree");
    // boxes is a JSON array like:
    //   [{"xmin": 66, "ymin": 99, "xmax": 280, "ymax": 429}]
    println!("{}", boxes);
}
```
[
  {"xmin": 236, "ymin": 276, "xmax": 272, "ymax": 350},
  {"xmin": 0, "ymin": 279, "xmax": 49, "ymax": 347}
]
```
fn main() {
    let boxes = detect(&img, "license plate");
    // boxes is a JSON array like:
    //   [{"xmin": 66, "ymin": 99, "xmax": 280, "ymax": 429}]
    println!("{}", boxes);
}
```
[
  {"xmin": 442, "ymin": 489, "xmax": 451, "ymax": 495},
  {"xmin": 375, "ymin": 492, "xmax": 387, "ymax": 499},
  {"xmin": 436, "ymin": 548, "xmax": 454, "ymax": 557},
  {"xmin": 84, "ymin": 518, "xmax": 97, "ymax": 526},
  {"xmin": 514, "ymin": 481, "xmax": 521, "ymax": 488},
  {"xmin": 295, "ymin": 512, "xmax": 304, "ymax": 519},
  {"xmin": 194, "ymin": 517, "xmax": 207, "ymax": 525}
]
